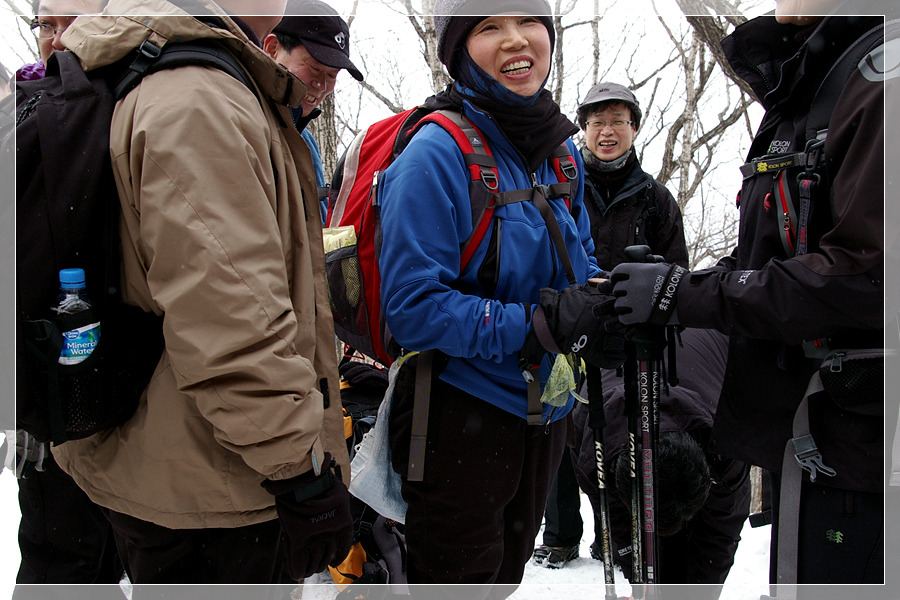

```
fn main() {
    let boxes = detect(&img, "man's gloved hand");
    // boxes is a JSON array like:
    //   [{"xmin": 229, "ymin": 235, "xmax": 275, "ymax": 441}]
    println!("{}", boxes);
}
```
[
  {"xmin": 609, "ymin": 262, "xmax": 688, "ymax": 326},
  {"xmin": 10, "ymin": 429, "xmax": 48, "ymax": 479},
  {"xmin": 261, "ymin": 454, "xmax": 353, "ymax": 581},
  {"xmin": 521, "ymin": 284, "xmax": 626, "ymax": 370}
]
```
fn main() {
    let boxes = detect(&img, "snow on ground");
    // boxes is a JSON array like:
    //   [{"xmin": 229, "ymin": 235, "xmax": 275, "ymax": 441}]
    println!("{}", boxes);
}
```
[
  {"xmin": 0, "ymin": 468, "xmax": 771, "ymax": 599},
  {"xmin": 305, "ymin": 487, "xmax": 772, "ymax": 600}
]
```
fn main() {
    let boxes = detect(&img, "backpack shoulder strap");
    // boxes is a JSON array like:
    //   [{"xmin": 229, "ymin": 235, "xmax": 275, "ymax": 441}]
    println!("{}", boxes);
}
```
[
  {"xmin": 412, "ymin": 109, "xmax": 500, "ymax": 272},
  {"xmin": 770, "ymin": 22, "xmax": 885, "ymax": 260},
  {"xmin": 805, "ymin": 21, "xmax": 884, "ymax": 141},
  {"xmin": 112, "ymin": 39, "xmax": 255, "ymax": 101}
]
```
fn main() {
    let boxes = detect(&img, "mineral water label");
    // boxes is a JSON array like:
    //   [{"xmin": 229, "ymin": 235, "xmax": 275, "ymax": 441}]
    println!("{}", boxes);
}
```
[{"xmin": 58, "ymin": 322, "xmax": 100, "ymax": 365}]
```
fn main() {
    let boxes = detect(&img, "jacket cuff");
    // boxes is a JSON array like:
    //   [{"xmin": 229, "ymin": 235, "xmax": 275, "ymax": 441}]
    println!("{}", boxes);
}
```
[{"xmin": 261, "ymin": 452, "xmax": 334, "ymax": 499}]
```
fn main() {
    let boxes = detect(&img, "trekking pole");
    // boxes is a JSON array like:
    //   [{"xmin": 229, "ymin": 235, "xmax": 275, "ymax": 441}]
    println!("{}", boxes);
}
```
[
  {"xmin": 622, "ymin": 343, "xmax": 644, "ymax": 591},
  {"xmin": 623, "ymin": 246, "xmax": 667, "ymax": 600},
  {"xmin": 585, "ymin": 362, "xmax": 619, "ymax": 600},
  {"xmin": 630, "ymin": 324, "xmax": 665, "ymax": 599}
]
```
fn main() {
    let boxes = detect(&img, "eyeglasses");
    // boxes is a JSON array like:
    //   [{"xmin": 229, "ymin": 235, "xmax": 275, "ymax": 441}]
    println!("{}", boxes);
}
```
[
  {"xmin": 585, "ymin": 120, "xmax": 634, "ymax": 131},
  {"xmin": 30, "ymin": 18, "xmax": 72, "ymax": 39}
]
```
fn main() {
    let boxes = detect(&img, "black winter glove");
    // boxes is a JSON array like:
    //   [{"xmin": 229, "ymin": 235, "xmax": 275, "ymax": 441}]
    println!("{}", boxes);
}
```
[
  {"xmin": 521, "ymin": 284, "xmax": 626, "ymax": 370},
  {"xmin": 261, "ymin": 454, "xmax": 353, "ymax": 581},
  {"xmin": 609, "ymin": 262, "xmax": 688, "ymax": 326}
]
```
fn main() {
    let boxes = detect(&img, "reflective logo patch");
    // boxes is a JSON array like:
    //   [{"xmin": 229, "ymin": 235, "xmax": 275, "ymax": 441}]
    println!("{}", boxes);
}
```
[{"xmin": 860, "ymin": 38, "xmax": 900, "ymax": 82}]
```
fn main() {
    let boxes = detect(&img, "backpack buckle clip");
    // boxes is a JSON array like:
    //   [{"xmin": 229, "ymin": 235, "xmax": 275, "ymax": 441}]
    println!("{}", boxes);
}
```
[
  {"xmin": 792, "ymin": 434, "xmax": 836, "ymax": 482},
  {"xmin": 138, "ymin": 40, "xmax": 163, "ymax": 60},
  {"xmin": 480, "ymin": 167, "xmax": 499, "ymax": 192},
  {"xmin": 533, "ymin": 183, "xmax": 552, "ymax": 199},
  {"xmin": 801, "ymin": 137, "xmax": 826, "ymax": 173},
  {"xmin": 559, "ymin": 159, "xmax": 578, "ymax": 180}
]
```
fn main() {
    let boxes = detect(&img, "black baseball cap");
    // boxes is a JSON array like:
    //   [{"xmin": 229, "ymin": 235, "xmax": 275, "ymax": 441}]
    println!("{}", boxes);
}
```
[{"xmin": 273, "ymin": 0, "xmax": 364, "ymax": 81}]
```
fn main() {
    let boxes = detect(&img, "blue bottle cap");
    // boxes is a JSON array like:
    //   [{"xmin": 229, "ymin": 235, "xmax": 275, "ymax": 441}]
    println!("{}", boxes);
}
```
[{"xmin": 59, "ymin": 268, "xmax": 86, "ymax": 289}]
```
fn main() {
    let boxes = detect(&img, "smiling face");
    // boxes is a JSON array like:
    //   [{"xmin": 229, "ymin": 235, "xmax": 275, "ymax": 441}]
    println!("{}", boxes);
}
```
[
  {"xmin": 464, "ymin": 12, "xmax": 551, "ymax": 97},
  {"xmin": 583, "ymin": 103, "xmax": 638, "ymax": 162},
  {"xmin": 263, "ymin": 35, "xmax": 339, "ymax": 116}
]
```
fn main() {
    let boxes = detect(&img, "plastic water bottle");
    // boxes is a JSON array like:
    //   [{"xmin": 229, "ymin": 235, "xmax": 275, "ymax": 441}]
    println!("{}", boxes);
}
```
[{"xmin": 55, "ymin": 268, "xmax": 100, "ymax": 365}]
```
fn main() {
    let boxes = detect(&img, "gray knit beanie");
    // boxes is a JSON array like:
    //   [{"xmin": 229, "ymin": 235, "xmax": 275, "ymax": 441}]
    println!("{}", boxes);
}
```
[{"xmin": 434, "ymin": 0, "xmax": 555, "ymax": 79}]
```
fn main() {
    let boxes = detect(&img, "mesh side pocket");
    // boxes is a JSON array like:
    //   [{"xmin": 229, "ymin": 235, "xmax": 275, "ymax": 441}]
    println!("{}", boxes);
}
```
[
  {"xmin": 326, "ymin": 244, "xmax": 376, "ymax": 358},
  {"xmin": 21, "ymin": 307, "xmax": 162, "ymax": 444},
  {"xmin": 56, "ymin": 335, "xmax": 141, "ymax": 439},
  {"xmin": 819, "ymin": 351, "xmax": 883, "ymax": 416}
]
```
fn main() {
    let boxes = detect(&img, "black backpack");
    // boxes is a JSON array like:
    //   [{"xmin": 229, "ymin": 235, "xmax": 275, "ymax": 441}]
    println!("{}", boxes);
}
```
[
  {"xmin": 339, "ymin": 359, "xmax": 388, "ymax": 460},
  {"xmin": 13, "ymin": 40, "xmax": 253, "ymax": 445}
]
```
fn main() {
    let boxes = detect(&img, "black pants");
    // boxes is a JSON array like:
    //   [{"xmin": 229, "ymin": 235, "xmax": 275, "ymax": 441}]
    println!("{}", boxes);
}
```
[
  {"xmin": 541, "ymin": 447, "xmax": 588, "ymax": 548},
  {"xmin": 769, "ymin": 472, "xmax": 883, "ymax": 585},
  {"xmin": 104, "ymin": 509, "xmax": 283, "ymax": 584},
  {"xmin": 389, "ymin": 361, "xmax": 567, "ymax": 585},
  {"xmin": 16, "ymin": 452, "xmax": 121, "ymax": 584}
]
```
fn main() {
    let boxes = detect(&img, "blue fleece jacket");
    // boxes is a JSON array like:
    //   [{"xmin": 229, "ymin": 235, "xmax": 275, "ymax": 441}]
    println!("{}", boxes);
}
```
[{"xmin": 378, "ymin": 99, "xmax": 600, "ymax": 423}]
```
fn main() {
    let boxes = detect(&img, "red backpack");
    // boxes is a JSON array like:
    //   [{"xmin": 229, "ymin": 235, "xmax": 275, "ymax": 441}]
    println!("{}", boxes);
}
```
[{"xmin": 325, "ymin": 107, "xmax": 578, "ymax": 366}]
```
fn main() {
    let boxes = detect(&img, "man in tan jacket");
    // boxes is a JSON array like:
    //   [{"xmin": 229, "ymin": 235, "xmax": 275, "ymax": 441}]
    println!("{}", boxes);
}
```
[{"xmin": 52, "ymin": 0, "xmax": 352, "ymax": 583}]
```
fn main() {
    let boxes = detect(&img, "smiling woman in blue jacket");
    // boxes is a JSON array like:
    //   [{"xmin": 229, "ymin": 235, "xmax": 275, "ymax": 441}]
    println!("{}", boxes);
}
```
[{"xmin": 377, "ymin": 0, "xmax": 623, "ymax": 587}]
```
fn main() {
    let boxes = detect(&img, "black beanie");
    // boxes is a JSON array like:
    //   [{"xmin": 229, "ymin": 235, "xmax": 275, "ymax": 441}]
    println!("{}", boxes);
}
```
[{"xmin": 434, "ymin": 0, "xmax": 555, "ymax": 79}]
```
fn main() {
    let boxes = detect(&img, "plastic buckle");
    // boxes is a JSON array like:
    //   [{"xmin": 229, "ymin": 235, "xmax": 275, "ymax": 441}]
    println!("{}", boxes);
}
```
[
  {"xmin": 533, "ymin": 183, "xmax": 552, "ymax": 199},
  {"xmin": 138, "ymin": 40, "xmax": 163, "ymax": 59},
  {"xmin": 521, "ymin": 368, "xmax": 536, "ymax": 384},
  {"xmin": 358, "ymin": 517, "xmax": 374, "ymax": 538},
  {"xmin": 801, "ymin": 338, "xmax": 830, "ymax": 360},
  {"xmin": 559, "ymin": 159, "xmax": 578, "ymax": 180},
  {"xmin": 480, "ymin": 168, "xmax": 499, "ymax": 192},
  {"xmin": 801, "ymin": 137, "xmax": 826, "ymax": 172},
  {"xmin": 793, "ymin": 434, "xmax": 836, "ymax": 482}
]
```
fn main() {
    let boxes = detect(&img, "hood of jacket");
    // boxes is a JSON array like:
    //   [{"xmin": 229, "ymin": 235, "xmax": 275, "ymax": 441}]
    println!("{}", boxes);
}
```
[
  {"xmin": 722, "ymin": 12, "xmax": 883, "ymax": 111},
  {"xmin": 61, "ymin": 0, "xmax": 308, "ymax": 109}
]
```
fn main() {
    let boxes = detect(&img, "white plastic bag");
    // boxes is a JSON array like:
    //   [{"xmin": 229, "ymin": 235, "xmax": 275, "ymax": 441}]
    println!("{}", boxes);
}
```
[{"xmin": 349, "ymin": 357, "xmax": 408, "ymax": 523}]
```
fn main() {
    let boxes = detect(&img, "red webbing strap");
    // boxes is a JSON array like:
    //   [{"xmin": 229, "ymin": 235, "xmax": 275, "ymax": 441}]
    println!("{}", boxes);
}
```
[
  {"xmin": 775, "ymin": 171, "xmax": 798, "ymax": 257},
  {"xmin": 549, "ymin": 144, "xmax": 577, "ymax": 211},
  {"xmin": 416, "ymin": 111, "xmax": 500, "ymax": 272}
]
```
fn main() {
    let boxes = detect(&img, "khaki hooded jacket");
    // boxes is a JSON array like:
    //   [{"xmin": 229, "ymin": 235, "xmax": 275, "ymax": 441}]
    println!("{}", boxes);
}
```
[{"xmin": 52, "ymin": 0, "xmax": 349, "ymax": 529}]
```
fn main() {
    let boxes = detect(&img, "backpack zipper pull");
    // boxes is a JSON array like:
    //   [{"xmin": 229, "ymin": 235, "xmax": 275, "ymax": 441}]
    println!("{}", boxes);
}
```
[{"xmin": 830, "ymin": 351, "xmax": 846, "ymax": 373}]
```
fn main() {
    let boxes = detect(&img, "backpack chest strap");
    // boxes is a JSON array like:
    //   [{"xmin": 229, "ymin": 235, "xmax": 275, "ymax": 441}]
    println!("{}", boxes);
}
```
[{"xmin": 740, "ymin": 151, "xmax": 810, "ymax": 180}]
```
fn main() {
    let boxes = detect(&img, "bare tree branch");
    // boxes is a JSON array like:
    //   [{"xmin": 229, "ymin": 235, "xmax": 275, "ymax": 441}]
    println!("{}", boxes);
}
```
[
  {"xmin": 357, "ymin": 78, "xmax": 407, "ymax": 114},
  {"xmin": 682, "ymin": 14, "xmax": 758, "ymax": 103}
]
